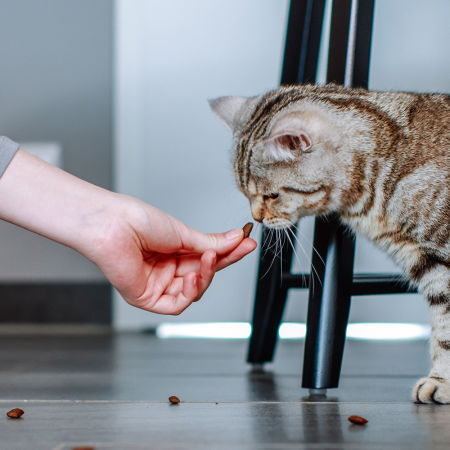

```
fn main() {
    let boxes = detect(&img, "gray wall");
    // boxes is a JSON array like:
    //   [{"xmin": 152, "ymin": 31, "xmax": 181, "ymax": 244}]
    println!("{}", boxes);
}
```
[{"xmin": 0, "ymin": 0, "xmax": 113, "ymax": 281}]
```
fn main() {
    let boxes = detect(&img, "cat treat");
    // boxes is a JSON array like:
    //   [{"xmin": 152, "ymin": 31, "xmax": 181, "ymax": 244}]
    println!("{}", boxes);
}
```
[
  {"xmin": 169, "ymin": 395, "xmax": 180, "ymax": 404},
  {"xmin": 347, "ymin": 415, "xmax": 368, "ymax": 425},
  {"xmin": 6, "ymin": 408, "xmax": 24, "ymax": 419},
  {"xmin": 243, "ymin": 222, "xmax": 253, "ymax": 238},
  {"xmin": 210, "ymin": 83, "xmax": 450, "ymax": 404}
]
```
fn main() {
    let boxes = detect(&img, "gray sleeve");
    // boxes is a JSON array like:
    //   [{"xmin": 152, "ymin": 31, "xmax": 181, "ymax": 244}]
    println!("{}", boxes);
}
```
[{"xmin": 0, "ymin": 136, "xmax": 20, "ymax": 177}]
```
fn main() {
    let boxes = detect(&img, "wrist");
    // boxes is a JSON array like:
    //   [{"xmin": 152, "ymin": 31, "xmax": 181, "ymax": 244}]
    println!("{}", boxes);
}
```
[
  {"xmin": 0, "ymin": 149, "xmax": 129, "ymax": 262},
  {"xmin": 76, "ymin": 191, "xmax": 135, "ymax": 264}
]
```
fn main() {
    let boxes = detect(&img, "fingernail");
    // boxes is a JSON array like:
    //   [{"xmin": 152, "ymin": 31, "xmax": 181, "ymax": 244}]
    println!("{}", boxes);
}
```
[{"xmin": 225, "ymin": 228, "xmax": 243, "ymax": 240}]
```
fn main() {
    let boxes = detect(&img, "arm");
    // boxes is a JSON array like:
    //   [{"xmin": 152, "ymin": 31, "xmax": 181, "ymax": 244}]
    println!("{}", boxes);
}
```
[{"xmin": 0, "ymin": 148, "xmax": 257, "ymax": 314}]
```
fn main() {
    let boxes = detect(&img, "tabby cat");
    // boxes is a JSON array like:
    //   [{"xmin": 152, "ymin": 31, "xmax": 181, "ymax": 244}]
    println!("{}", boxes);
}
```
[{"xmin": 210, "ymin": 84, "xmax": 450, "ymax": 404}]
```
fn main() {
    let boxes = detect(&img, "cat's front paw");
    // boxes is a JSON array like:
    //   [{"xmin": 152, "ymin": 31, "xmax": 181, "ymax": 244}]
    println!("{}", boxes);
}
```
[{"xmin": 413, "ymin": 377, "xmax": 450, "ymax": 404}]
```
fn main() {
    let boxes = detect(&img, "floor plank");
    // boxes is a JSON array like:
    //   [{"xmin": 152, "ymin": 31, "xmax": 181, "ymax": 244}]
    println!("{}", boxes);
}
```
[
  {"xmin": 0, "ymin": 333, "xmax": 447, "ymax": 449},
  {"xmin": 1, "ymin": 402, "xmax": 449, "ymax": 450}
]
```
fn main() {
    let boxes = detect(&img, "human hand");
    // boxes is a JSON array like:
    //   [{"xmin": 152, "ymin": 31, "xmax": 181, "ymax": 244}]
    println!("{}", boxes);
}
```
[
  {"xmin": 89, "ymin": 197, "xmax": 257, "ymax": 314},
  {"xmin": 0, "ymin": 149, "xmax": 257, "ymax": 315}
]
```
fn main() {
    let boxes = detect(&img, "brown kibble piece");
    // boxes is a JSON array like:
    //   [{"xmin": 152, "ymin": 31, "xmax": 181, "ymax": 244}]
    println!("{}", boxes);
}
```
[
  {"xmin": 243, "ymin": 222, "xmax": 253, "ymax": 238},
  {"xmin": 169, "ymin": 395, "xmax": 180, "ymax": 404},
  {"xmin": 6, "ymin": 408, "xmax": 24, "ymax": 419},
  {"xmin": 348, "ymin": 415, "xmax": 368, "ymax": 425},
  {"xmin": 72, "ymin": 447, "xmax": 95, "ymax": 450}
]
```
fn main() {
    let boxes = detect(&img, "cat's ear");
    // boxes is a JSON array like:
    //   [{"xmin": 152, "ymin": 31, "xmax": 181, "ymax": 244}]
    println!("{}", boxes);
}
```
[
  {"xmin": 272, "ymin": 133, "xmax": 312, "ymax": 152},
  {"xmin": 208, "ymin": 96, "xmax": 248, "ymax": 131},
  {"xmin": 262, "ymin": 132, "xmax": 312, "ymax": 162},
  {"xmin": 265, "ymin": 113, "xmax": 313, "ymax": 161}
]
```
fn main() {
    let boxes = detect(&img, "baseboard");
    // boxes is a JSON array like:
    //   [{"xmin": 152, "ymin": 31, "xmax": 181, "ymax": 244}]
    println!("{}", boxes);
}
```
[
  {"xmin": 0, "ymin": 282, "xmax": 111, "ymax": 324},
  {"xmin": 0, "ymin": 324, "xmax": 112, "ymax": 335}
]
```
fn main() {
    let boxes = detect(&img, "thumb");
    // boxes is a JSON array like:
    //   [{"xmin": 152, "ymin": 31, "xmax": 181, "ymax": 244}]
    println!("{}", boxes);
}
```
[{"xmin": 180, "ymin": 226, "xmax": 244, "ymax": 255}]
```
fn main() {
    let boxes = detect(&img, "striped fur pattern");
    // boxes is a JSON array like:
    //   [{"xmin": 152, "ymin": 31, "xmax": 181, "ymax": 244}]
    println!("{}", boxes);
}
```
[{"xmin": 210, "ymin": 84, "xmax": 450, "ymax": 404}]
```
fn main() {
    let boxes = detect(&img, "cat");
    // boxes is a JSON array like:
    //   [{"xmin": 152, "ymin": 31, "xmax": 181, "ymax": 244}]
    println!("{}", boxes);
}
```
[{"xmin": 209, "ymin": 83, "xmax": 450, "ymax": 404}]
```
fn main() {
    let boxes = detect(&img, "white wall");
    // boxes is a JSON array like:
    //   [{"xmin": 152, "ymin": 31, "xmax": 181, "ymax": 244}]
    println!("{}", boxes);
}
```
[
  {"xmin": 114, "ymin": 0, "xmax": 290, "ymax": 328},
  {"xmin": 370, "ymin": 0, "xmax": 450, "ymax": 93},
  {"xmin": 114, "ymin": 0, "xmax": 449, "ymax": 329}
]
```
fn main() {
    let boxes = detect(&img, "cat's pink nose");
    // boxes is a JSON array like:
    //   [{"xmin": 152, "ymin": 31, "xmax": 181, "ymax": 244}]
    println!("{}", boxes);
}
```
[
  {"xmin": 251, "ymin": 208, "xmax": 264, "ymax": 223},
  {"xmin": 250, "ymin": 201, "xmax": 265, "ymax": 223}
]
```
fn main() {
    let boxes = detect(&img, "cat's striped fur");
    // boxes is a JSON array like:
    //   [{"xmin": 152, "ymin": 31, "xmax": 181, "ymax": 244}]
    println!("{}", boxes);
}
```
[{"xmin": 210, "ymin": 84, "xmax": 450, "ymax": 404}]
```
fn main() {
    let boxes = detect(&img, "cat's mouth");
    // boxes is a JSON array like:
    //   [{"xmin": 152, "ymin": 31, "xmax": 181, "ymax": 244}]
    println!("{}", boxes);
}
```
[{"xmin": 262, "ymin": 217, "xmax": 291, "ymax": 229}]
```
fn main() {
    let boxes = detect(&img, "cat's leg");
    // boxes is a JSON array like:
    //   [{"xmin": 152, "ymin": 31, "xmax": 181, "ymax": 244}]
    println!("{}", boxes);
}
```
[{"xmin": 412, "ymin": 264, "xmax": 450, "ymax": 404}]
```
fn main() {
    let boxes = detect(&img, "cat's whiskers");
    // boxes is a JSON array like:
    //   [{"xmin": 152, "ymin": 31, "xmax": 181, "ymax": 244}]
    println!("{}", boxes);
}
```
[
  {"xmin": 289, "ymin": 221, "xmax": 326, "ymax": 267},
  {"xmin": 287, "ymin": 227, "xmax": 314, "ymax": 295},
  {"xmin": 259, "ymin": 228, "xmax": 281, "ymax": 280},
  {"xmin": 278, "ymin": 229, "xmax": 283, "ymax": 283},
  {"xmin": 258, "ymin": 221, "xmax": 324, "ymax": 292},
  {"xmin": 280, "ymin": 228, "xmax": 289, "ymax": 285},
  {"xmin": 262, "ymin": 227, "xmax": 278, "ymax": 255},
  {"xmin": 287, "ymin": 228, "xmax": 315, "ymax": 293},
  {"xmin": 285, "ymin": 224, "xmax": 323, "ymax": 292},
  {"xmin": 283, "ymin": 227, "xmax": 308, "ymax": 293}
]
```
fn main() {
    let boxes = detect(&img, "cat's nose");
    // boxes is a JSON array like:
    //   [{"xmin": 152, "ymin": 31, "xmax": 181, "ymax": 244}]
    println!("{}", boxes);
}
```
[{"xmin": 251, "ymin": 204, "xmax": 264, "ymax": 223}]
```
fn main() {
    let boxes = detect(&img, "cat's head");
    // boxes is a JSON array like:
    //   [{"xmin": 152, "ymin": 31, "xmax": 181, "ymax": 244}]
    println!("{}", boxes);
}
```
[{"xmin": 209, "ymin": 86, "xmax": 367, "ymax": 229}]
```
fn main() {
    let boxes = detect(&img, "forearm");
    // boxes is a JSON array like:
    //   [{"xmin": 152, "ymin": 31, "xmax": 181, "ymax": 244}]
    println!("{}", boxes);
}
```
[{"xmin": 0, "ymin": 148, "xmax": 122, "ymax": 260}]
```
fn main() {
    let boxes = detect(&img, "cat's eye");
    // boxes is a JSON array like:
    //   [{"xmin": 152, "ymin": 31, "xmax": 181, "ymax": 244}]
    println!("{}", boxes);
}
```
[{"xmin": 263, "ymin": 193, "xmax": 279, "ymax": 200}]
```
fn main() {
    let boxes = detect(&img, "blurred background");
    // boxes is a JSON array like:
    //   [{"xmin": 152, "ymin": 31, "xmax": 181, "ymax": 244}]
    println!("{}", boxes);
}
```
[{"xmin": 0, "ymin": 0, "xmax": 448, "ymax": 332}]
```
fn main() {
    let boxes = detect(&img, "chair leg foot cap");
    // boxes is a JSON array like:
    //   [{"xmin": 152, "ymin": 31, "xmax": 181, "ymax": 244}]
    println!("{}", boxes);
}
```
[
  {"xmin": 308, "ymin": 388, "xmax": 327, "ymax": 397},
  {"xmin": 249, "ymin": 363, "xmax": 265, "ymax": 373}
]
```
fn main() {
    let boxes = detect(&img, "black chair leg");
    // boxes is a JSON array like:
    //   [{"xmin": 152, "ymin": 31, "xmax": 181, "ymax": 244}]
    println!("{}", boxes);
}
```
[
  {"xmin": 300, "ymin": 0, "xmax": 373, "ymax": 394},
  {"xmin": 247, "ymin": 0, "xmax": 326, "ymax": 366},
  {"xmin": 301, "ymin": 215, "xmax": 355, "ymax": 391},
  {"xmin": 247, "ymin": 227, "xmax": 294, "ymax": 364}
]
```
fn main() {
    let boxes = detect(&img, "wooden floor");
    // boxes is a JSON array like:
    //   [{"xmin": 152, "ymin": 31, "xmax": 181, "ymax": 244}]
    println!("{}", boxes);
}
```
[{"xmin": 0, "ymin": 332, "xmax": 449, "ymax": 449}]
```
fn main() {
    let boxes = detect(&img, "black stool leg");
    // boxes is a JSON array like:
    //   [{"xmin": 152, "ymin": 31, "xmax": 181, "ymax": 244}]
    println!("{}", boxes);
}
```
[
  {"xmin": 300, "ymin": 0, "xmax": 374, "ymax": 392},
  {"xmin": 301, "ymin": 215, "xmax": 355, "ymax": 391},
  {"xmin": 247, "ymin": 0, "xmax": 326, "ymax": 366},
  {"xmin": 247, "ymin": 227, "xmax": 294, "ymax": 364},
  {"xmin": 300, "ymin": 0, "xmax": 373, "ymax": 394},
  {"xmin": 281, "ymin": 0, "xmax": 326, "ymax": 85}
]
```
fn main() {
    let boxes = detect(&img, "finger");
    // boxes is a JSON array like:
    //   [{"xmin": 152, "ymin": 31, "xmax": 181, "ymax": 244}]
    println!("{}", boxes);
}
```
[
  {"xmin": 215, "ymin": 238, "xmax": 257, "ymax": 271},
  {"xmin": 172, "ymin": 252, "xmax": 211, "ymax": 277},
  {"xmin": 182, "ymin": 271, "xmax": 199, "ymax": 301},
  {"xmin": 147, "ymin": 293, "xmax": 191, "ymax": 315},
  {"xmin": 146, "ymin": 257, "xmax": 177, "ymax": 302},
  {"xmin": 174, "ymin": 255, "xmax": 201, "ymax": 277},
  {"xmin": 174, "ymin": 238, "xmax": 257, "ymax": 277},
  {"xmin": 193, "ymin": 249, "xmax": 216, "ymax": 301},
  {"xmin": 163, "ymin": 276, "xmax": 184, "ymax": 296},
  {"xmin": 147, "ymin": 273, "xmax": 198, "ymax": 315},
  {"xmin": 179, "ymin": 224, "xmax": 244, "ymax": 255}
]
